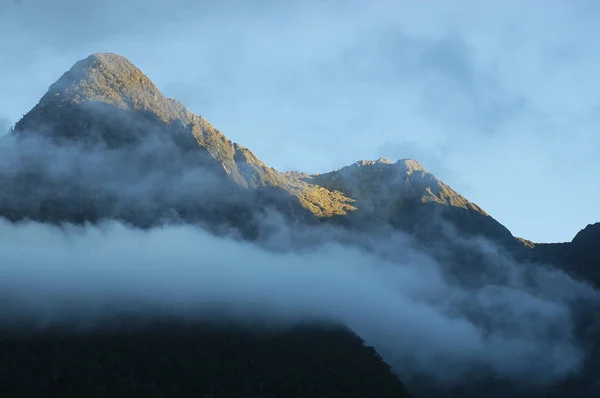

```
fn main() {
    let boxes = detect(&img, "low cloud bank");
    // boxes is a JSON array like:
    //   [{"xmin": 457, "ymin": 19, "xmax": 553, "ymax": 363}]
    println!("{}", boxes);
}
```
[{"xmin": 0, "ymin": 218, "xmax": 596, "ymax": 384}]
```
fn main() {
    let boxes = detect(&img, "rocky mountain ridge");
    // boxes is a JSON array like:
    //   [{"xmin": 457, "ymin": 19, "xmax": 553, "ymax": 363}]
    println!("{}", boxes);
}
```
[
  {"xmin": 11, "ymin": 53, "xmax": 521, "ymax": 245},
  {"xmin": 7, "ymin": 51, "xmax": 597, "ymax": 285}
]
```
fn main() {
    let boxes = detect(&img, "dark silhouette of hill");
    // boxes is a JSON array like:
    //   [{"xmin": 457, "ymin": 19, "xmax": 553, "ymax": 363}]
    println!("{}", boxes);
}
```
[
  {"xmin": 523, "ymin": 223, "xmax": 600, "ymax": 288},
  {"xmin": 0, "ymin": 318, "xmax": 412, "ymax": 398}
]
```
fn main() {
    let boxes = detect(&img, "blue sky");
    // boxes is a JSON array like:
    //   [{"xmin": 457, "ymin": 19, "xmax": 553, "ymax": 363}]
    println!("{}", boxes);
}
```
[{"xmin": 0, "ymin": 0, "xmax": 598, "ymax": 243}]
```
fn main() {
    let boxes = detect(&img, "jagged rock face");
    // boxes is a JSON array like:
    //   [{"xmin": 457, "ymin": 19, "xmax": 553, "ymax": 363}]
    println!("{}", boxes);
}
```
[{"xmin": 307, "ymin": 157, "xmax": 516, "ymax": 244}]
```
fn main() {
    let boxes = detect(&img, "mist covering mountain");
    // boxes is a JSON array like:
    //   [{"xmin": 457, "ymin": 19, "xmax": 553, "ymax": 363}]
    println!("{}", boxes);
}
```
[{"xmin": 1, "ymin": 53, "xmax": 599, "ymax": 397}]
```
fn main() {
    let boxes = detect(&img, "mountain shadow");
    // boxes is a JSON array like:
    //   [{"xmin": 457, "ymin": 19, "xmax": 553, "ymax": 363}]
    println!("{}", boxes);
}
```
[{"xmin": 0, "ymin": 317, "xmax": 412, "ymax": 398}]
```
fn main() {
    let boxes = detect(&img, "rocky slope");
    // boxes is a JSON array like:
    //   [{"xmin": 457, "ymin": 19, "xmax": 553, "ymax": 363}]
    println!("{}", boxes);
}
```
[
  {"xmin": 13, "ymin": 53, "xmax": 355, "ymax": 219},
  {"xmin": 306, "ymin": 157, "xmax": 516, "ymax": 244},
  {"xmin": 10, "ymin": 53, "xmax": 518, "ymax": 241}
]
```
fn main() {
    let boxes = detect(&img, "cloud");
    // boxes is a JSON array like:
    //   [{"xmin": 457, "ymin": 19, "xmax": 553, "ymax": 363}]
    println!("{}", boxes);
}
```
[
  {"xmin": 0, "ymin": 126, "xmax": 258, "ymax": 233},
  {"xmin": 0, "ymin": 117, "xmax": 10, "ymax": 135},
  {"xmin": 0, "ymin": 216, "xmax": 595, "ymax": 386}
]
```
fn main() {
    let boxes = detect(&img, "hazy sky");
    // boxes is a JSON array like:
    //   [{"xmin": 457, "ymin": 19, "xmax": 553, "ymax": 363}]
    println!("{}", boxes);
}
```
[{"xmin": 1, "ymin": 0, "xmax": 598, "ymax": 242}]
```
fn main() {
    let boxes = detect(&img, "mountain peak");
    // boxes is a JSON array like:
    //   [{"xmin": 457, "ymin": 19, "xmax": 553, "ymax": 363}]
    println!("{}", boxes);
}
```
[
  {"xmin": 73, "ymin": 52, "xmax": 137, "ymax": 72},
  {"xmin": 68, "ymin": 52, "xmax": 146, "ymax": 88},
  {"xmin": 14, "ymin": 52, "xmax": 197, "ymax": 138},
  {"xmin": 13, "ymin": 53, "xmax": 344, "ymax": 202},
  {"xmin": 87, "ymin": 52, "xmax": 133, "ymax": 64},
  {"xmin": 37, "ymin": 52, "xmax": 178, "ymax": 119}
]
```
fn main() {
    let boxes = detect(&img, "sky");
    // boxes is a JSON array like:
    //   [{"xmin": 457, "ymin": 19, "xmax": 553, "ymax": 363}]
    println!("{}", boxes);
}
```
[{"xmin": 0, "ymin": 0, "xmax": 598, "ymax": 242}]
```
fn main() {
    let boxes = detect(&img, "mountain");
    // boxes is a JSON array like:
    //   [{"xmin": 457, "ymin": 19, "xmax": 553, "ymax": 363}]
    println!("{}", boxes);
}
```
[
  {"xmin": 2, "ymin": 52, "xmax": 412, "ymax": 398},
  {"xmin": 13, "ymin": 53, "xmax": 355, "ymax": 219},
  {"xmin": 523, "ymin": 223, "xmax": 600, "ymax": 287},
  {"xmin": 305, "ymin": 157, "xmax": 517, "ymax": 244},
  {"xmin": 16, "ymin": 51, "xmax": 281, "ymax": 187},
  {"xmin": 10, "ymin": 52, "xmax": 517, "ymax": 245},
  {"xmin": 9, "ymin": 52, "xmax": 595, "ymax": 258},
  {"xmin": 2, "ymin": 52, "xmax": 599, "ymax": 397},
  {"xmin": 0, "ymin": 318, "xmax": 412, "ymax": 398}
]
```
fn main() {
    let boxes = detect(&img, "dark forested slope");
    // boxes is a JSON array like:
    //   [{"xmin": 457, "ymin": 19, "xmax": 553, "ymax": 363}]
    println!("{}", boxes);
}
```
[{"xmin": 0, "ymin": 319, "xmax": 412, "ymax": 398}]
